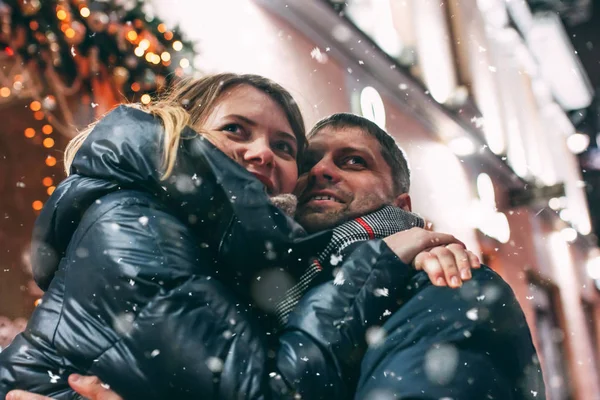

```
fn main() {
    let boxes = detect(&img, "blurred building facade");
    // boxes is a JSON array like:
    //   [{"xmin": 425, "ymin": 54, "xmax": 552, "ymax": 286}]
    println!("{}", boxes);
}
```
[{"xmin": 1, "ymin": 0, "xmax": 599, "ymax": 398}]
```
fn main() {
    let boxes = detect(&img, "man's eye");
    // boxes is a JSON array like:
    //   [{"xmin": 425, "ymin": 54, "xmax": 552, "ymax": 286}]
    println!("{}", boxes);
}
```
[{"xmin": 345, "ymin": 156, "xmax": 366, "ymax": 166}]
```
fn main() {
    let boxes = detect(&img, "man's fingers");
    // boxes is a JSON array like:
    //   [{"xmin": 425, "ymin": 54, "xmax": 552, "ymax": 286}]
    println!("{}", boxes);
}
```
[
  {"xmin": 6, "ymin": 390, "xmax": 52, "ymax": 400},
  {"xmin": 415, "ymin": 252, "xmax": 447, "ymax": 286},
  {"xmin": 69, "ymin": 374, "xmax": 123, "ymax": 400},
  {"xmin": 430, "ymin": 246, "xmax": 462, "ymax": 288}
]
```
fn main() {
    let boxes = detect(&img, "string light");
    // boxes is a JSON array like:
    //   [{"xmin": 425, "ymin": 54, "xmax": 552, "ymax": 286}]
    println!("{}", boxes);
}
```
[
  {"xmin": 141, "ymin": 94, "xmax": 151, "ymax": 104},
  {"xmin": 42, "ymin": 124, "xmax": 53, "ymax": 134},
  {"xmin": 24, "ymin": 128, "xmax": 35, "ymax": 138},
  {"xmin": 80, "ymin": 7, "xmax": 90, "ymax": 18},
  {"xmin": 160, "ymin": 52, "xmax": 171, "ymax": 62},
  {"xmin": 29, "ymin": 21, "xmax": 39, "ymax": 30},
  {"xmin": 34, "ymin": 298, "xmax": 43, "ymax": 307},
  {"xmin": 45, "ymin": 156, "xmax": 57, "ymax": 167},
  {"xmin": 172, "ymin": 41, "xmax": 183, "ymax": 51},
  {"xmin": 43, "ymin": 138, "xmax": 55, "ymax": 148},
  {"xmin": 42, "ymin": 177, "xmax": 53, "ymax": 187},
  {"xmin": 0, "ymin": 87, "xmax": 10, "ymax": 97},
  {"xmin": 164, "ymin": 31, "xmax": 173, "ymax": 41},
  {"xmin": 157, "ymin": 23, "xmax": 167, "ymax": 33},
  {"xmin": 56, "ymin": 10, "xmax": 67, "ymax": 21},
  {"xmin": 131, "ymin": 82, "xmax": 141, "ymax": 92},
  {"xmin": 33, "ymin": 111, "xmax": 44, "ymax": 120},
  {"xmin": 127, "ymin": 30, "xmax": 138, "ymax": 42},
  {"xmin": 139, "ymin": 39, "xmax": 150, "ymax": 50},
  {"xmin": 32, "ymin": 201, "xmax": 43, "ymax": 211},
  {"xmin": 47, "ymin": 186, "xmax": 56, "ymax": 195},
  {"xmin": 145, "ymin": 52, "xmax": 154, "ymax": 62},
  {"xmin": 30, "ymin": 101, "xmax": 41, "ymax": 111},
  {"xmin": 179, "ymin": 58, "xmax": 190, "ymax": 68},
  {"xmin": 134, "ymin": 47, "xmax": 144, "ymax": 57},
  {"xmin": 65, "ymin": 28, "xmax": 75, "ymax": 39}
]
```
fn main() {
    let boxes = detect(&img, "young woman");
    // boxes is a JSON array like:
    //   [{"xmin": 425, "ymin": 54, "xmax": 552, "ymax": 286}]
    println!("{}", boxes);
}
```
[{"xmin": 0, "ymin": 73, "xmax": 472, "ymax": 400}]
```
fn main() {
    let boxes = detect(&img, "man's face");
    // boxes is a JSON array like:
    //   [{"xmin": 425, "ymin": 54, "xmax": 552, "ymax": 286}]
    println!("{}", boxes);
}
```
[{"xmin": 295, "ymin": 126, "xmax": 410, "ymax": 233}]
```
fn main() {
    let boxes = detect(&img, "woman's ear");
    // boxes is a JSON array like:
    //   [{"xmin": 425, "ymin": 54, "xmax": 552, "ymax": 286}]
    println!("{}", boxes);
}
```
[{"xmin": 393, "ymin": 193, "xmax": 412, "ymax": 212}]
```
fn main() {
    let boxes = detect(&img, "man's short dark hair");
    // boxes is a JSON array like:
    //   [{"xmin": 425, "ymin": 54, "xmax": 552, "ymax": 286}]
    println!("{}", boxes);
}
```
[{"xmin": 309, "ymin": 113, "xmax": 410, "ymax": 194}]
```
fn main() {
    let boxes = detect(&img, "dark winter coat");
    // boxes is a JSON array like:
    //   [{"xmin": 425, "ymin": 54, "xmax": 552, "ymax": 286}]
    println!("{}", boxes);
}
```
[
  {"xmin": 352, "ymin": 264, "xmax": 546, "ymax": 400},
  {"xmin": 0, "ymin": 106, "xmax": 416, "ymax": 400}
]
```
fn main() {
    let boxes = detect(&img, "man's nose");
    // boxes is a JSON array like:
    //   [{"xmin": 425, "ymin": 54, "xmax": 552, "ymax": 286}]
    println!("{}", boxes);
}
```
[
  {"xmin": 309, "ymin": 158, "xmax": 340, "ymax": 184},
  {"xmin": 242, "ymin": 138, "xmax": 274, "ymax": 166}
]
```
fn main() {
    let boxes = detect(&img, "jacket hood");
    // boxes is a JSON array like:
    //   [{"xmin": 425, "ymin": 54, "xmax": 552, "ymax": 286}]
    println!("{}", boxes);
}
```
[{"xmin": 32, "ymin": 105, "xmax": 318, "ymax": 290}]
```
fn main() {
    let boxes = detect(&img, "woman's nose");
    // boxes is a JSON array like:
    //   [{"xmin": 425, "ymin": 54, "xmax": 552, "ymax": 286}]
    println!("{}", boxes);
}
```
[{"xmin": 242, "ymin": 138, "xmax": 274, "ymax": 166}]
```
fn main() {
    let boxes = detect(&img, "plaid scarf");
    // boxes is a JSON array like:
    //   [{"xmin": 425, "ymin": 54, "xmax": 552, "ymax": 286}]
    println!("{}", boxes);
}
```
[{"xmin": 275, "ymin": 205, "xmax": 425, "ymax": 326}]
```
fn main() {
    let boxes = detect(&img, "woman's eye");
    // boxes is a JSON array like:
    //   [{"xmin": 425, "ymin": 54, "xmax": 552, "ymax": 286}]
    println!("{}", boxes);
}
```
[
  {"xmin": 274, "ymin": 141, "xmax": 296, "ymax": 157},
  {"xmin": 221, "ymin": 124, "xmax": 244, "ymax": 135}
]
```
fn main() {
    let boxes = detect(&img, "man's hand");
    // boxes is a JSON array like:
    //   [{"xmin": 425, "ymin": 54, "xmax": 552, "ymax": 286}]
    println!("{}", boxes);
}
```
[
  {"xmin": 6, "ymin": 374, "xmax": 122, "ymax": 400},
  {"xmin": 382, "ymin": 228, "xmax": 480, "ymax": 288}
]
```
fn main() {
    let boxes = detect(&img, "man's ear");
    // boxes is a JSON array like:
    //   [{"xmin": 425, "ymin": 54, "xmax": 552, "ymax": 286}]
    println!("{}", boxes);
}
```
[{"xmin": 393, "ymin": 193, "xmax": 412, "ymax": 212}]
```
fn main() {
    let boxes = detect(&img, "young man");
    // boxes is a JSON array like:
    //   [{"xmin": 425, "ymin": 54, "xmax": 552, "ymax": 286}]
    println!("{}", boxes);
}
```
[{"xmin": 8, "ymin": 114, "xmax": 544, "ymax": 400}]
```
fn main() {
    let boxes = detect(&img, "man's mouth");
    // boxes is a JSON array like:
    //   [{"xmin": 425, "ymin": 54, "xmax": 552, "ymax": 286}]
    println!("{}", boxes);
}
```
[{"xmin": 308, "ymin": 195, "xmax": 342, "ymax": 203}]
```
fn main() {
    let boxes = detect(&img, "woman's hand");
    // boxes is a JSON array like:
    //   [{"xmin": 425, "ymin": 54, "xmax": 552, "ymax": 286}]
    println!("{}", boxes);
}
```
[
  {"xmin": 382, "ymin": 228, "xmax": 480, "ymax": 288},
  {"xmin": 6, "ymin": 374, "xmax": 122, "ymax": 400}
]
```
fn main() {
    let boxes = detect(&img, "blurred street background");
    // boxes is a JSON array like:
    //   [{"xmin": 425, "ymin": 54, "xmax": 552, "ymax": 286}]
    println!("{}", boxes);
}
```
[{"xmin": 1, "ymin": 1, "xmax": 600, "ymax": 398}]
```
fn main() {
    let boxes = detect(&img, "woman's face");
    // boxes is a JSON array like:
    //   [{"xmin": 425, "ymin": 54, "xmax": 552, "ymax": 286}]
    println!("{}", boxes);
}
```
[{"xmin": 201, "ymin": 85, "xmax": 299, "ymax": 196}]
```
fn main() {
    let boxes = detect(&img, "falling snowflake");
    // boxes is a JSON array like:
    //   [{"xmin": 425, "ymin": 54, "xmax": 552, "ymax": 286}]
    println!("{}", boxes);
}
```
[
  {"xmin": 333, "ymin": 271, "xmax": 345, "ymax": 286},
  {"xmin": 374, "ymin": 288, "xmax": 389, "ymax": 297},
  {"xmin": 150, "ymin": 349, "xmax": 160, "ymax": 358},
  {"xmin": 382, "ymin": 309, "xmax": 392, "ymax": 317},
  {"xmin": 91, "ymin": 102, "xmax": 98, "ymax": 108},
  {"xmin": 301, "ymin": 356, "xmax": 309, "ymax": 362},
  {"xmin": 47, "ymin": 370, "xmax": 61, "ymax": 383},
  {"xmin": 476, "ymin": 295, "xmax": 485, "ymax": 302},
  {"xmin": 206, "ymin": 357, "xmax": 223, "ymax": 373},
  {"xmin": 101, "ymin": 383, "xmax": 110, "ymax": 390},
  {"xmin": 310, "ymin": 47, "xmax": 328, "ymax": 64},
  {"xmin": 330, "ymin": 253, "xmax": 343, "ymax": 266},
  {"xmin": 71, "ymin": 46, "xmax": 76, "ymax": 57},
  {"xmin": 466, "ymin": 308, "xmax": 479, "ymax": 321},
  {"xmin": 138, "ymin": 216, "xmax": 149, "ymax": 226},
  {"xmin": 365, "ymin": 326, "xmax": 387, "ymax": 347}
]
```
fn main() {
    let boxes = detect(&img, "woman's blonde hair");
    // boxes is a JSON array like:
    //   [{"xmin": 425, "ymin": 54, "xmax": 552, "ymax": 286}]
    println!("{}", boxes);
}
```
[{"xmin": 64, "ymin": 73, "xmax": 306, "ymax": 179}]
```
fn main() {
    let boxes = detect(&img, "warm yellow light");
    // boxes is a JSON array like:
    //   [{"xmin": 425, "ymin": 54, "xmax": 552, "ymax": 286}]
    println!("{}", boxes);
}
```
[
  {"xmin": 134, "ymin": 47, "xmax": 144, "ymax": 57},
  {"xmin": 42, "ymin": 124, "xmax": 53, "ymax": 135},
  {"xmin": 131, "ymin": 82, "xmax": 141, "ymax": 92},
  {"xmin": 80, "ymin": 7, "xmax": 90, "ymax": 18},
  {"xmin": 179, "ymin": 58, "xmax": 190, "ymax": 68},
  {"xmin": 161, "ymin": 52, "xmax": 171, "ymax": 62},
  {"xmin": 145, "ymin": 52, "xmax": 154, "ymax": 62},
  {"xmin": 152, "ymin": 54, "xmax": 160, "ymax": 64},
  {"xmin": 164, "ymin": 31, "xmax": 173, "ymax": 41},
  {"xmin": 32, "ymin": 201, "xmax": 43, "ymax": 211},
  {"xmin": 56, "ymin": 10, "xmax": 67, "ymax": 21},
  {"xmin": 24, "ymin": 128, "xmax": 35, "ymax": 138},
  {"xmin": 30, "ymin": 100, "xmax": 41, "ymax": 111},
  {"xmin": 139, "ymin": 39, "xmax": 150, "ymax": 50},
  {"xmin": 157, "ymin": 23, "xmax": 167, "ymax": 33},
  {"xmin": 45, "ymin": 156, "xmax": 57, "ymax": 167},
  {"xmin": 0, "ymin": 87, "xmax": 10, "ymax": 97},
  {"xmin": 34, "ymin": 298, "xmax": 43, "ymax": 307},
  {"xmin": 43, "ymin": 138, "xmax": 55, "ymax": 148},
  {"xmin": 47, "ymin": 186, "xmax": 56, "ymax": 195},
  {"xmin": 141, "ymin": 94, "xmax": 151, "ymax": 104},
  {"xmin": 65, "ymin": 28, "xmax": 75, "ymax": 38},
  {"xmin": 172, "ymin": 41, "xmax": 183, "ymax": 51},
  {"xmin": 34, "ymin": 111, "xmax": 44, "ymax": 120},
  {"xmin": 127, "ymin": 30, "xmax": 138, "ymax": 42},
  {"xmin": 42, "ymin": 177, "xmax": 53, "ymax": 187}
]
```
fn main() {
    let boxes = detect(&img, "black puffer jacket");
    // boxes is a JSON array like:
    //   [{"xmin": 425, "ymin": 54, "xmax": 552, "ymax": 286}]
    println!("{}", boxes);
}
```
[{"xmin": 0, "ymin": 106, "xmax": 415, "ymax": 399}]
